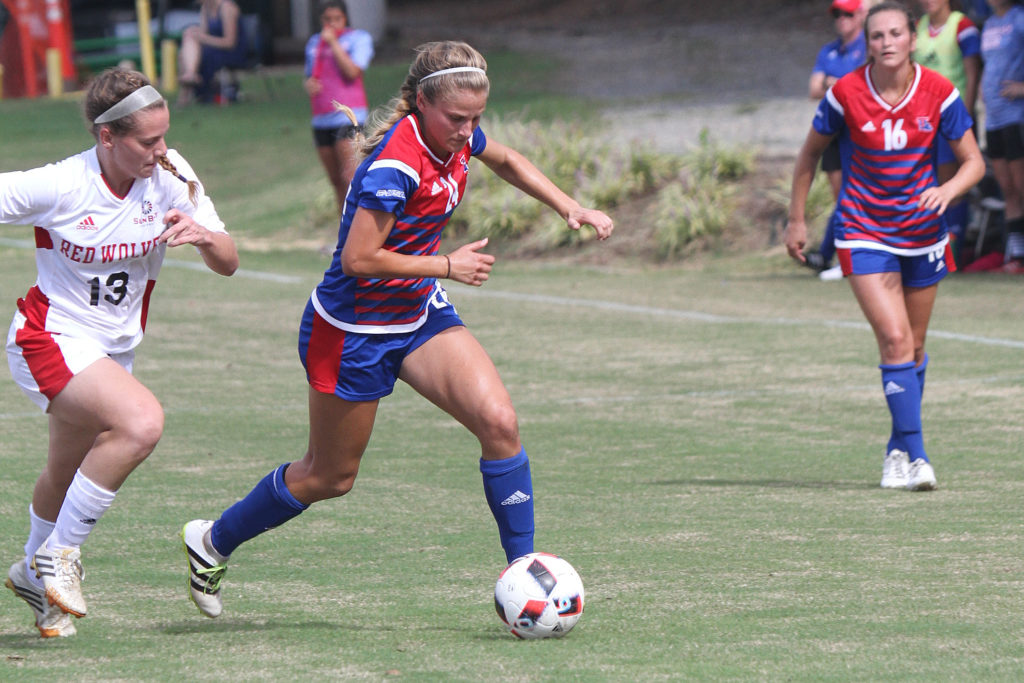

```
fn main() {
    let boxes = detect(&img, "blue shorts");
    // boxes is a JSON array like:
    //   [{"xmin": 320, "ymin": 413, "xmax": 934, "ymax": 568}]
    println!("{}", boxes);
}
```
[
  {"xmin": 836, "ymin": 242, "xmax": 955, "ymax": 287},
  {"xmin": 298, "ymin": 288, "xmax": 464, "ymax": 401}
]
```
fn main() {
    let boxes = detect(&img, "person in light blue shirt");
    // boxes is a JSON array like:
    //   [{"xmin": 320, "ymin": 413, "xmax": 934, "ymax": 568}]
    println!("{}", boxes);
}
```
[{"xmin": 981, "ymin": 0, "xmax": 1024, "ymax": 269}]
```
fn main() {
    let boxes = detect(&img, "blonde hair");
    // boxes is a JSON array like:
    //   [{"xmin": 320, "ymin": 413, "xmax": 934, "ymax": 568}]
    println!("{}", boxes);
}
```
[
  {"xmin": 358, "ymin": 41, "xmax": 489, "ymax": 158},
  {"xmin": 84, "ymin": 67, "xmax": 199, "ymax": 205}
]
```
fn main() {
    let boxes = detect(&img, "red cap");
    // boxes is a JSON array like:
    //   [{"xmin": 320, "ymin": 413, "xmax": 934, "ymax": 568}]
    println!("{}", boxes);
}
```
[{"xmin": 831, "ymin": 0, "xmax": 861, "ymax": 13}]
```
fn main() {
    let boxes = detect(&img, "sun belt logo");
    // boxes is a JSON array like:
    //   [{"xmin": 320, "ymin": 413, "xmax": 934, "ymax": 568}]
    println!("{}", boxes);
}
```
[
  {"xmin": 501, "ymin": 490, "xmax": 531, "ymax": 506},
  {"xmin": 75, "ymin": 215, "xmax": 98, "ymax": 231},
  {"xmin": 884, "ymin": 380, "xmax": 905, "ymax": 396}
]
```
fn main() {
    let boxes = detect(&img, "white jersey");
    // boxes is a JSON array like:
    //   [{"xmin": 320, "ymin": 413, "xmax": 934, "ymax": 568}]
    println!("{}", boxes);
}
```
[{"xmin": 0, "ymin": 147, "xmax": 226, "ymax": 354}]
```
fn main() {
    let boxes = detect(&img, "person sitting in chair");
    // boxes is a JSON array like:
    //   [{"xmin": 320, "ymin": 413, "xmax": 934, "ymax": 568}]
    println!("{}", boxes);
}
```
[{"xmin": 178, "ymin": 0, "xmax": 249, "ymax": 104}]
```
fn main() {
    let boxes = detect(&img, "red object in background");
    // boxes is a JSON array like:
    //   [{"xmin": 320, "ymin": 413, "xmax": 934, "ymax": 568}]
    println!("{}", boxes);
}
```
[{"xmin": 0, "ymin": 0, "xmax": 76, "ymax": 98}]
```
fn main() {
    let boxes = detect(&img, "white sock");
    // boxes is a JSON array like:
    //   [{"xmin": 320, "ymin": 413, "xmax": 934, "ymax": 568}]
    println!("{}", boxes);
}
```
[
  {"xmin": 24, "ymin": 504, "xmax": 55, "ymax": 589},
  {"xmin": 47, "ymin": 471, "xmax": 116, "ymax": 551}
]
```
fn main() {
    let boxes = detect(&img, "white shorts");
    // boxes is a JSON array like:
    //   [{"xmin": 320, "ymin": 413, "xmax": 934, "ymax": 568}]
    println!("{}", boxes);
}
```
[{"xmin": 6, "ymin": 311, "xmax": 134, "ymax": 413}]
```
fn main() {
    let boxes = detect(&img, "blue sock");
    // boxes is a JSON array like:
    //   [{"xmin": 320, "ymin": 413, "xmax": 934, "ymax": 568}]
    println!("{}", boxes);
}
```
[
  {"xmin": 480, "ymin": 447, "xmax": 534, "ymax": 564},
  {"xmin": 880, "ymin": 362, "xmax": 927, "ymax": 462},
  {"xmin": 210, "ymin": 464, "xmax": 308, "ymax": 557},
  {"xmin": 887, "ymin": 353, "xmax": 929, "ymax": 454}
]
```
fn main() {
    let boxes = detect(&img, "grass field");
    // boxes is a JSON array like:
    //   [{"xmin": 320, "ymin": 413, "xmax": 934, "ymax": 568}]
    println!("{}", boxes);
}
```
[{"xmin": 3, "ymin": 64, "xmax": 1024, "ymax": 681}]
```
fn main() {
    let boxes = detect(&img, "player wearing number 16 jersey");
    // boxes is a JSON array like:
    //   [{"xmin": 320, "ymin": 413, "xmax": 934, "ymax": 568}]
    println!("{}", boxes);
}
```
[
  {"xmin": 1, "ymin": 69, "xmax": 237, "ymax": 638},
  {"xmin": 818, "ymin": 60, "xmax": 973, "ymax": 255},
  {"xmin": 785, "ymin": 2, "xmax": 984, "ymax": 492}
]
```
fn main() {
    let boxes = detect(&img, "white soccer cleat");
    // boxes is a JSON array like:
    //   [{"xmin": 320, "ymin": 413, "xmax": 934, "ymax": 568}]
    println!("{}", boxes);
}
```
[
  {"xmin": 182, "ymin": 520, "xmax": 228, "ymax": 618},
  {"xmin": 6, "ymin": 559, "xmax": 77, "ymax": 638},
  {"xmin": 31, "ymin": 543, "xmax": 86, "ymax": 618},
  {"xmin": 819, "ymin": 264, "xmax": 844, "ymax": 281},
  {"xmin": 906, "ymin": 459, "xmax": 937, "ymax": 491},
  {"xmin": 880, "ymin": 449, "xmax": 910, "ymax": 489}
]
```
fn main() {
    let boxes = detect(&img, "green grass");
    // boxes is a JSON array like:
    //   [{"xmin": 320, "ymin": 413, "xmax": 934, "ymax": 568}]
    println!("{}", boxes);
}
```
[
  {"xmin": 3, "ymin": 50, "xmax": 1024, "ymax": 682},
  {"xmin": 2, "ymin": 244, "xmax": 1024, "ymax": 679}
]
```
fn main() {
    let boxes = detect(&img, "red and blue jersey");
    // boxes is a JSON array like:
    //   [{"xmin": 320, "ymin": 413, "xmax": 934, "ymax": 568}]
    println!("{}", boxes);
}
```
[
  {"xmin": 311, "ymin": 114, "xmax": 487, "ymax": 333},
  {"xmin": 815, "ymin": 63, "xmax": 973, "ymax": 254}
]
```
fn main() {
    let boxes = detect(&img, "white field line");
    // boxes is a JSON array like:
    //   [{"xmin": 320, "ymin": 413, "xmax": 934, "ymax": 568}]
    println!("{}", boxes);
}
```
[
  {"xmin": 4, "ymin": 236, "xmax": 1019, "ymax": 348},
  {"xmin": 2, "ymin": 244, "xmax": 1021, "ymax": 417},
  {"xmin": 0, "ymin": 237, "xmax": 302, "ymax": 284},
  {"xmin": 454, "ymin": 287, "xmax": 1024, "ymax": 350}
]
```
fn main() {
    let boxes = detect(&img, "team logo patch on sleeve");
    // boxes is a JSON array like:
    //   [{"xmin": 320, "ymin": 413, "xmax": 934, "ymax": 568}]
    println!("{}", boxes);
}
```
[{"xmin": 375, "ymin": 189, "xmax": 405, "ymax": 199}]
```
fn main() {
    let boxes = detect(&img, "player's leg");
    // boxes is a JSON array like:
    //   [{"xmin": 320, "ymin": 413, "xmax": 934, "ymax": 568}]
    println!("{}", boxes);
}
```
[
  {"xmin": 35, "ymin": 358, "xmax": 164, "ymax": 616},
  {"xmin": 848, "ymin": 271, "xmax": 930, "ymax": 487},
  {"xmin": 6, "ymin": 419, "xmax": 90, "ymax": 637},
  {"xmin": 313, "ymin": 127, "xmax": 346, "ymax": 214},
  {"xmin": 184, "ymin": 392, "xmax": 376, "ymax": 618},
  {"xmin": 399, "ymin": 326, "xmax": 533, "ymax": 563},
  {"xmin": 899, "ymin": 279, "xmax": 941, "ymax": 490}
]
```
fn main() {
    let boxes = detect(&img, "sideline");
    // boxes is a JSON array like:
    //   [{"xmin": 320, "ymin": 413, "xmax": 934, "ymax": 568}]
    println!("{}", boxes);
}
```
[
  {"xmin": 455, "ymin": 287, "xmax": 1024, "ymax": 350},
  {"xmin": 0, "ymin": 238, "xmax": 303, "ymax": 284}
]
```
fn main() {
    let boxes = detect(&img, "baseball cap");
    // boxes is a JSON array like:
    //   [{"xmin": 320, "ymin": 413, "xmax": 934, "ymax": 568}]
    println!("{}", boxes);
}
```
[{"xmin": 831, "ymin": 0, "xmax": 861, "ymax": 13}]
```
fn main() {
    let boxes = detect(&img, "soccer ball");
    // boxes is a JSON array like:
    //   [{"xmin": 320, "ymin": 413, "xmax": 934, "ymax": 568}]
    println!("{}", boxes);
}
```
[{"xmin": 494, "ymin": 552, "xmax": 585, "ymax": 639}]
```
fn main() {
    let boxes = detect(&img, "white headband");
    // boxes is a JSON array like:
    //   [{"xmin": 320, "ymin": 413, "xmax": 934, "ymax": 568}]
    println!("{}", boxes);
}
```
[
  {"xmin": 93, "ymin": 85, "xmax": 164, "ymax": 125},
  {"xmin": 419, "ymin": 66, "xmax": 487, "ymax": 83}
]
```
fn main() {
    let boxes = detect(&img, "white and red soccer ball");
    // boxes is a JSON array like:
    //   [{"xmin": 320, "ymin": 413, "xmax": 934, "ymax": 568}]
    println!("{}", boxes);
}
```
[{"xmin": 494, "ymin": 552, "xmax": 585, "ymax": 639}]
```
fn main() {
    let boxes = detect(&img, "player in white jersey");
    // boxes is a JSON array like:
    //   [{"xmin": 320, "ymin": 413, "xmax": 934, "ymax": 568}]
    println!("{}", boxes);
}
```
[{"xmin": 1, "ymin": 68, "xmax": 238, "ymax": 637}]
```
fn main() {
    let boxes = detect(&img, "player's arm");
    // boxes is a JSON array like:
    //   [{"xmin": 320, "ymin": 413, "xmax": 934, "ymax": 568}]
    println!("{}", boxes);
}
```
[
  {"xmin": 918, "ymin": 129, "xmax": 985, "ymax": 214},
  {"xmin": 785, "ymin": 129, "xmax": 834, "ymax": 262},
  {"xmin": 340, "ymin": 207, "xmax": 495, "ymax": 286},
  {"xmin": 160, "ymin": 209, "xmax": 239, "ymax": 276},
  {"xmin": 476, "ymin": 139, "xmax": 613, "ymax": 240}
]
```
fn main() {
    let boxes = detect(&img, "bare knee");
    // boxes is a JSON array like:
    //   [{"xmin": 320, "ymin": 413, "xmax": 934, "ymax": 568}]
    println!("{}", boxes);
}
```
[
  {"xmin": 285, "ymin": 457, "xmax": 359, "ymax": 504},
  {"xmin": 112, "ymin": 407, "xmax": 164, "ymax": 464},
  {"xmin": 877, "ymin": 327, "xmax": 914, "ymax": 364},
  {"xmin": 473, "ymin": 400, "xmax": 520, "ymax": 454}
]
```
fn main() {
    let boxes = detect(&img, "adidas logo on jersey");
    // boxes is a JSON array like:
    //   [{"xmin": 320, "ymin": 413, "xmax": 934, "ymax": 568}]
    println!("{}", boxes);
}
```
[
  {"xmin": 431, "ymin": 181, "xmax": 444, "ymax": 196},
  {"xmin": 860, "ymin": 121, "xmax": 877, "ymax": 132},
  {"xmin": 883, "ymin": 381, "xmax": 905, "ymax": 396},
  {"xmin": 75, "ymin": 216, "xmax": 98, "ymax": 231},
  {"xmin": 500, "ymin": 490, "xmax": 531, "ymax": 506}
]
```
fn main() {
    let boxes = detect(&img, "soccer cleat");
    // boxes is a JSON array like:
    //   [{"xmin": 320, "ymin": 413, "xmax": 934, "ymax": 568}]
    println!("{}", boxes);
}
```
[
  {"xmin": 819, "ymin": 264, "xmax": 844, "ymax": 281},
  {"xmin": 906, "ymin": 459, "xmax": 937, "ymax": 491},
  {"xmin": 182, "ymin": 520, "xmax": 227, "ymax": 618},
  {"xmin": 6, "ymin": 560, "xmax": 77, "ymax": 638},
  {"xmin": 801, "ymin": 251, "xmax": 829, "ymax": 273},
  {"xmin": 880, "ymin": 449, "xmax": 910, "ymax": 489},
  {"xmin": 30, "ymin": 544, "xmax": 86, "ymax": 618}
]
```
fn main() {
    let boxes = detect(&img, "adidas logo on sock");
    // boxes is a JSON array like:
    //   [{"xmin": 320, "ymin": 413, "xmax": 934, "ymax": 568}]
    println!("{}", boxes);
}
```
[
  {"xmin": 883, "ymin": 381, "xmax": 905, "ymax": 396},
  {"xmin": 500, "ymin": 490, "xmax": 531, "ymax": 506}
]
